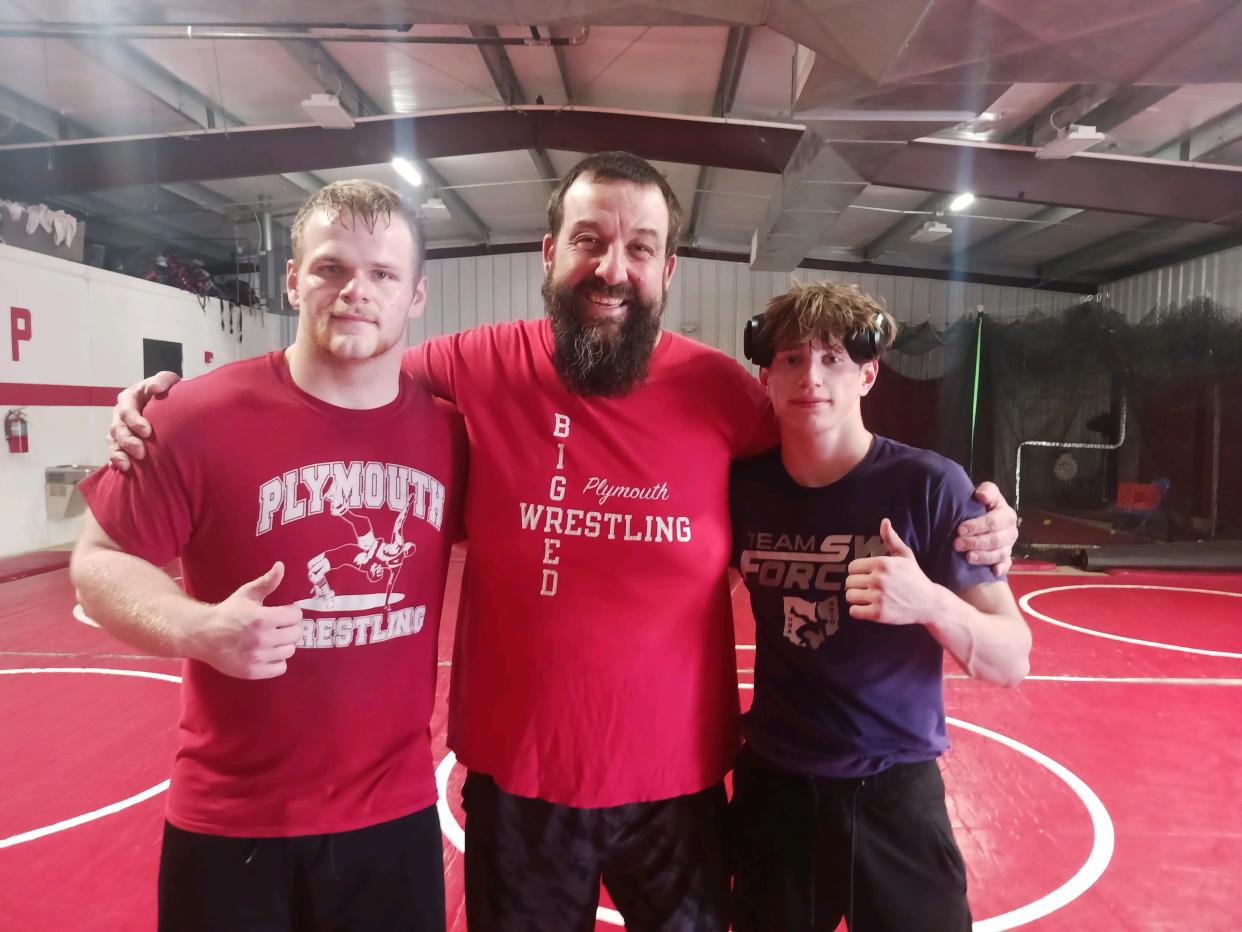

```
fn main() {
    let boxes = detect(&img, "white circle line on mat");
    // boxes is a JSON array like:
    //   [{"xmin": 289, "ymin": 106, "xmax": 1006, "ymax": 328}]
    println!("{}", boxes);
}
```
[
  {"xmin": 947, "ymin": 716, "xmax": 1114, "ymax": 931},
  {"xmin": 0, "ymin": 667, "xmax": 180, "ymax": 849},
  {"xmin": 1019, "ymin": 584, "xmax": 1242, "ymax": 658},
  {"xmin": 434, "ymin": 715, "xmax": 1112, "ymax": 931}
]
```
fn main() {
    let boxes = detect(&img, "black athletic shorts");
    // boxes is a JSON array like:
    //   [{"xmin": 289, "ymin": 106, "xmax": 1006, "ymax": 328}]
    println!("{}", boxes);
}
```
[
  {"xmin": 461, "ymin": 770, "xmax": 730, "ymax": 932},
  {"xmin": 730, "ymin": 746, "xmax": 971, "ymax": 932},
  {"xmin": 157, "ymin": 804, "xmax": 445, "ymax": 931}
]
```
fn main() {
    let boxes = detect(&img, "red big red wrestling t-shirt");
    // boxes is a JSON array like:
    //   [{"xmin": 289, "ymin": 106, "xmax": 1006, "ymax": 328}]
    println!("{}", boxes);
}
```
[
  {"xmin": 80, "ymin": 351, "xmax": 465, "ymax": 837},
  {"xmin": 406, "ymin": 319, "xmax": 775, "ymax": 807}
]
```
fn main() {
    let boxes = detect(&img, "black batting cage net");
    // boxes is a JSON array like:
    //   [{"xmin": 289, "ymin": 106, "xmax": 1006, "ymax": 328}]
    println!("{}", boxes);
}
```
[{"xmin": 861, "ymin": 297, "xmax": 1242, "ymax": 559}]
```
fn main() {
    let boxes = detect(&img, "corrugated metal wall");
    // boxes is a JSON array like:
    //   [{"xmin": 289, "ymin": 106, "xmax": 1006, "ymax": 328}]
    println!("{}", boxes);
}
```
[
  {"xmin": 1101, "ymin": 243, "xmax": 1242, "ymax": 321},
  {"xmin": 410, "ymin": 253, "xmax": 1086, "ymax": 362}
]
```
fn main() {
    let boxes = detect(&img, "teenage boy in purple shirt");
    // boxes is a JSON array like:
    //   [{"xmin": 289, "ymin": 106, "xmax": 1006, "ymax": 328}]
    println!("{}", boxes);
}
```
[{"xmin": 729, "ymin": 281, "xmax": 1032, "ymax": 932}]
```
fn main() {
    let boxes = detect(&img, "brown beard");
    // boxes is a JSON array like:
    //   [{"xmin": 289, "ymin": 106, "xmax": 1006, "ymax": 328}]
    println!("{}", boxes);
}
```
[{"xmin": 543, "ymin": 274, "xmax": 665, "ymax": 397}]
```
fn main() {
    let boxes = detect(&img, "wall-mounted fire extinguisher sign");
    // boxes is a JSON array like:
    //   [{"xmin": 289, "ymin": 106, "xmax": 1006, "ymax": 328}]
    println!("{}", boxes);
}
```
[{"xmin": 5, "ymin": 409, "xmax": 29, "ymax": 453}]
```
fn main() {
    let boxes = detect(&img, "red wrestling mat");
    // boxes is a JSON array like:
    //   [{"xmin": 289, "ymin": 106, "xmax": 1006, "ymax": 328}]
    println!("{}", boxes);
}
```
[
  {"xmin": 3, "ymin": 566, "xmax": 1241, "ymax": 930},
  {"xmin": 0, "ymin": 662, "xmax": 180, "ymax": 930},
  {"xmin": 0, "ymin": 550, "xmax": 70, "ymax": 584},
  {"xmin": 1008, "ymin": 571, "xmax": 1242, "ymax": 680}
]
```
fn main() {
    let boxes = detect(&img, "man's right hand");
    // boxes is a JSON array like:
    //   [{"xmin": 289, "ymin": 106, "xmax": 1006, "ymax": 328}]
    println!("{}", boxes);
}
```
[
  {"xmin": 108, "ymin": 370, "xmax": 181, "ymax": 471},
  {"xmin": 187, "ymin": 562, "xmax": 304, "ymax": 680}
]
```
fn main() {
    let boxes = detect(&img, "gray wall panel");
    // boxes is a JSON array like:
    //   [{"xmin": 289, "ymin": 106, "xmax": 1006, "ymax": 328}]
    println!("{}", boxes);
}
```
[
  {"xmin": 1102, "ymin": 244, "xmax": 1242, "ymax": 322},
  {"xmin": 410, "ymin": 253, "xmax": 1084, "ymax": 362}
]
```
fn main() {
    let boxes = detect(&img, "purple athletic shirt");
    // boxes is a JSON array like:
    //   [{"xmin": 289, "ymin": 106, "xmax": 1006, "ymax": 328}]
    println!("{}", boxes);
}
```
[{"xmin": 729, "ymin": 435, "xmax": 1000, "ymax": 778}]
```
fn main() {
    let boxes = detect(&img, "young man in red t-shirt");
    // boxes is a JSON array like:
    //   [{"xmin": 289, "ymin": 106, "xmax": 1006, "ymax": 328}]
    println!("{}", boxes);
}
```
[{"xmin": 71, "ymin": 181, "xmax": 465, "ymax": 931}]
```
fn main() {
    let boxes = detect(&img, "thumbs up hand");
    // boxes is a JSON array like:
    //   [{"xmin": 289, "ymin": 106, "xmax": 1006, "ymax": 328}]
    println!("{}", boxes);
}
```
[
  {"xmin": 844, "ymin": 519, "xmax": 939, "ymax": 627},
  {"xmin": 187, "ymin": 562, "xmax": 305, "ymax": 679}
]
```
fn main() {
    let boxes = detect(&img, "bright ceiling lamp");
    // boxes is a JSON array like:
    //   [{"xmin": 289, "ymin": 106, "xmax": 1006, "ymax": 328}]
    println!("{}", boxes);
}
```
[
  {"xmin": 949, "ymin": 192, "xmax": 975, "ymax": 212},
  {"xmin": 391, "ymin": 157, "xmax": 423, "ymax": 187}
]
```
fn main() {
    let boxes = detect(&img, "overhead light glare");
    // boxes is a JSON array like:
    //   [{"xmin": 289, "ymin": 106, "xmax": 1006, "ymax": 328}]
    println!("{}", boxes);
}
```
[
  {"xmin": 1036, "ymin": 123, "xmax": 1106, "ymax": 159},
  {"xmin": 910, "ymin": 220, "xmax": 953, "ymax": 243},
  {"xmin": 949, "ymin": 192, "xmax": 975, "ymax": 212},
  {"xmin": 300, "ymin": 93, "xmax": 355, "ymax": 129},
  {"xmin": 391, "ymin": 157, "xmax": 423, "ymax": 188}
]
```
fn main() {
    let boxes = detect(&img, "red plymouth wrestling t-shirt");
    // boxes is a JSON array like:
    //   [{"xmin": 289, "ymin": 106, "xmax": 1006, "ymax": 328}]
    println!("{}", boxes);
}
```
[
  {"xmin": 80, "ymin": 351, "xmax": 465, "ymax": 837},
  {"xmin": 407, "ymin": 319, "xmax": 775, "ymax": 807}
]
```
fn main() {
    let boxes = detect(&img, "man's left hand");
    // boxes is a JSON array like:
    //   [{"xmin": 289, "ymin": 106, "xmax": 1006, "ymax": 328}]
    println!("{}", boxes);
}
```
[
  {"xmin": 845, "ymin": 519, "xmax": 940, "ymax": 626},
  {"xmin": 956, "ymin": 481, "xmax": 1018, "ymax": 576}
]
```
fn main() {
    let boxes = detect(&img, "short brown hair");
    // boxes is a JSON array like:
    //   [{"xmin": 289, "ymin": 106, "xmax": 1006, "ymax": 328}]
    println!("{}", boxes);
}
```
[
  {"xmin": 759, "ymin": 280, "xmax": 898, "ymax": 359},
  {"xmin": 290, "ymin": 179, "xmax": 426, "ymax": 276},
  {"xmin": 546, "ymin": 151, "xmax": 683, "ymax": 256}
]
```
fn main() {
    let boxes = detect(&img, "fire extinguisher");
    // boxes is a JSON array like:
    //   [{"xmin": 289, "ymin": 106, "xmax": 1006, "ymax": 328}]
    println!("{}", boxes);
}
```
[{"xmin": 5, "ymin": 408, "xmax": 29, "ymax": 453}]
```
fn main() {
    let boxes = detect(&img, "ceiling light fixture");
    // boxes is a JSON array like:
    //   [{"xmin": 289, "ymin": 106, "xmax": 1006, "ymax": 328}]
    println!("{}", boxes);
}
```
[
  {"xmin": 391, "ymin": 157, "xmax": 423, "ymax": 187},
  {"xmin": 300, "ymin": 93, "xmax": 355, "ymax": 129},
  {"xmin": 420, "ymin": 196, "xmax": 449, "ymax": 221},
  {"xmin": 949, "ymin": 192, "xmax": 975, "ymax": 212},
  {"xmin": 1036, "ymin": 123, "xmax": 1106, "ymax": 159},
  {"xmin": 910, "ymin": 220, "xmax": 953, "ymax": 243}
]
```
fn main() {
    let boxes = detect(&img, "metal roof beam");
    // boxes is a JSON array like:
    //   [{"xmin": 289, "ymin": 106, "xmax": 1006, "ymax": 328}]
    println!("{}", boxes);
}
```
[
  {"xmin": 1149, "ymin": 102, "xmax": 1242, "ymax": 163},
  {"xmin": 0, "ymin": 81, "xmax": 238, "ymax": 258},
  {"xmin": 947, "ymin": 206, "xmax": 1082, "ymax": 266},
  {"xmin": 861, "ymin": 194, "xmax": 948, "ymax": 261},
  {"xmin": 688, "ymin": 26, "xmax": 751, "ymax": 246},
  {"xmin": 1081, "ymin": 85, "xmax": 1179, "ymax": 133},
  {"xmin": 869, "ymin": 140, "xmax": 1242, "ymax": 227},
  {"xmin": 276, "ymin": 36, "xmax": 491, "ymax": 244},
  {"xmin": 939, "ymin": 85, "xmax": 1176, "ymax": 266},
  {"xmin": 280, "ymin": 172, "xmax": 324, "ymax": 195},
  {"xmin": 469, "ymin": 24, "xmax": 559, "ymax": 198},
  {"xmin": 469, "ymin": 25, "xmax": 525, "ymax": 107},
  {"xmin": 545, "ymin": 26, "xmax": 574, "ymax": 105},
  {"xmin": 276, "ymin": 37, "xmax": 380, "ymax": 119},
  {"xmin": 1037, "ymin": 218, "xmax": 1184, "ymax": 283},
  {"xmin": 57, "ymin": 191, "xmax": 234, "ymax": 261},
  {"xmin": 712, "ymin": 26, "xmax": 751, "ymax": 119},
  {"xmin": 68, "ymin": 36, "xmax": 328, "ymax": 203},
  {"xmin": 158, "ymin": 182, "xmax": 239, "ymax": 214},
  {"xmin": 65, "ymin": 36, "xmax": 223, "ymax": 129},
  {"xmin": 0, "ymin": 82, "xmax": 66, "ymax": 140},
  {"xmin": 1010, "ymin": 85, "xmax": 1102, "ymax": 147},
  {"xmin": 964, "ymin": 1, "xmax": 1228, "ymax": 272},
  {"xmin": 0, "ymin": 110, "xmax": 803, "ymax": 197}
]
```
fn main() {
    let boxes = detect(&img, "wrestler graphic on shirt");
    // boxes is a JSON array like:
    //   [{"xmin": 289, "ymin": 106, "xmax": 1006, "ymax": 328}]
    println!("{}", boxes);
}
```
[
  {"xmin": 782, "ymin": 596, "xmax": 839, "ymax": 650},
  {"xmin": 307, "ymin": 482, "xmax": 416, "ymax": 611}
]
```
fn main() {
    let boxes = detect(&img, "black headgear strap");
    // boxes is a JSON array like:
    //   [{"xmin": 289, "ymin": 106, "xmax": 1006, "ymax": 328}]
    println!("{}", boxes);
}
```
[{"xmin": 742, "ymin": 312, "xmax": 885, "ymax": 367}]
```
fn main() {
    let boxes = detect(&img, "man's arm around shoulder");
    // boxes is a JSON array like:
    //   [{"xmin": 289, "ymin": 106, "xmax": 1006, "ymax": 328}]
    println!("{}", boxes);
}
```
[
  {"xmin": 845, "ymin": 518, "xmax": 1030, "ymax": 688},
  {"xmin": 70, "ymin": 512, "xmax": 304, "ymax": 680}
]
